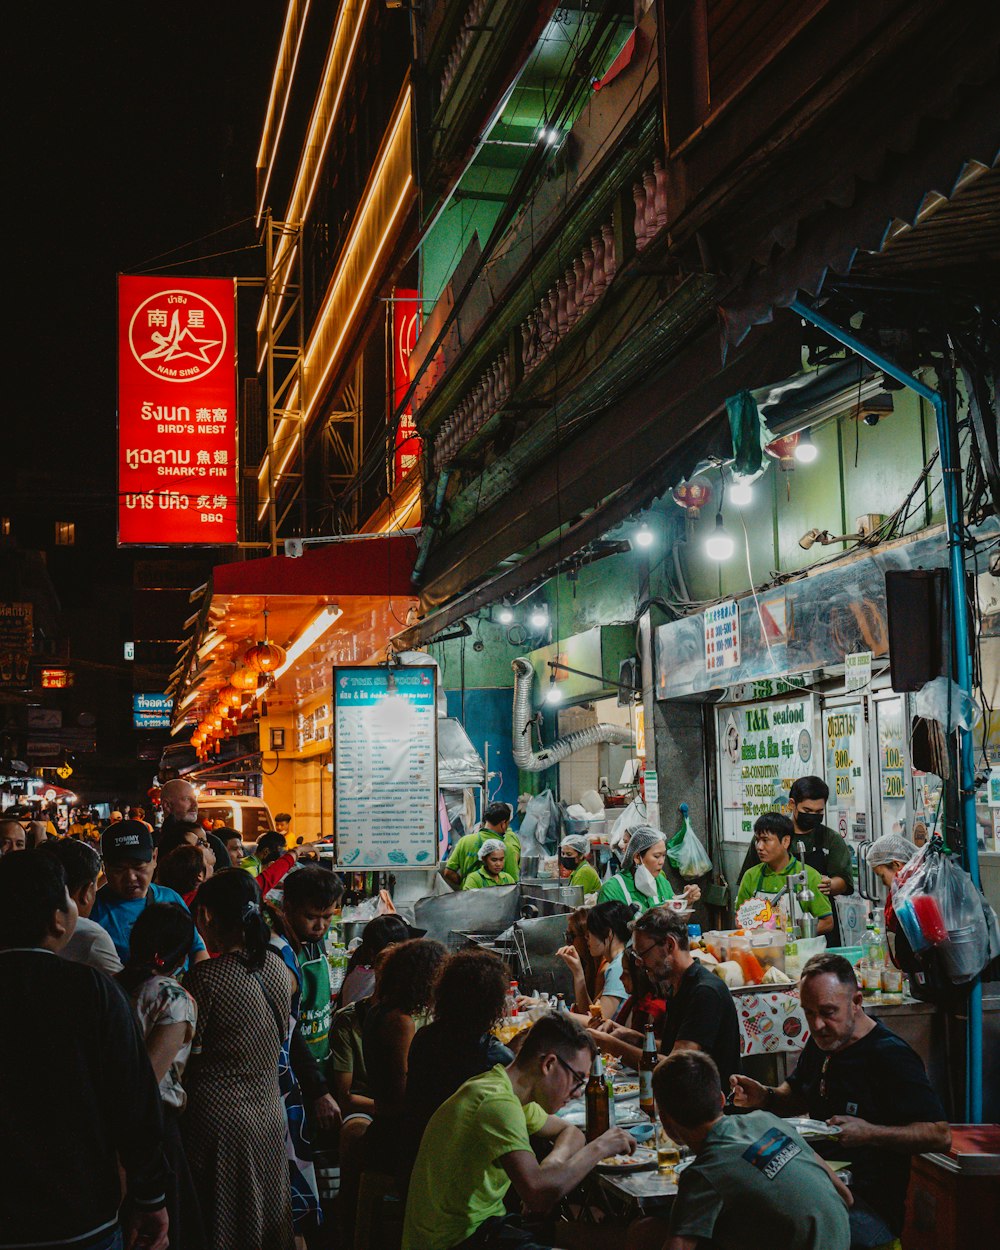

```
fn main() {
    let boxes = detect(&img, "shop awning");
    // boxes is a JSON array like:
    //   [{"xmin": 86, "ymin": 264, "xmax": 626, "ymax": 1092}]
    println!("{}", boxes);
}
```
[
  {"xmin": 716, "ymin": 25, "xmax": 1000, "ymax": 347},
  {"xmin": 170, "ymin": 533, "xmax": 421, "ymax": 735}
]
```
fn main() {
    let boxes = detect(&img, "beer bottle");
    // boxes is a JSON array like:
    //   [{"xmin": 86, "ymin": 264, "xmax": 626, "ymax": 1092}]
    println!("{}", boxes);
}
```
[
  {"xmin": 585, "ymin": 1052, "xmax": 610, "ymax": 1141},
  {"xmin": 639, "ymin": 1024, "xmax": 658, "ymax": 1120}
]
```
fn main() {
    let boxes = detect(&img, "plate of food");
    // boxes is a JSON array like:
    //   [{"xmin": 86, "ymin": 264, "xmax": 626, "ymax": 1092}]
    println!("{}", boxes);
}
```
[
  {"xmin": 613, "ymin": 1081, "xmax": 640, "ymax": 1097},
  {"xmin": 786, "ymin": 1116, "xmax": 842, "ymax": 1140},
  {"xmin": 597, "ymin": 1146, "xmax": 657, "ymax": 1173}
]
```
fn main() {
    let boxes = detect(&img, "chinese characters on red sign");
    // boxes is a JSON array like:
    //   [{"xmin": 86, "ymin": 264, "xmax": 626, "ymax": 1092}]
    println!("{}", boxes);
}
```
[
  {"xmin": 118, "ymin": 275, "xmax": 238, "ymax": 544},
  {"xmin": 393, "ymin": 289, "xmax": 422, "ymax": 487}
]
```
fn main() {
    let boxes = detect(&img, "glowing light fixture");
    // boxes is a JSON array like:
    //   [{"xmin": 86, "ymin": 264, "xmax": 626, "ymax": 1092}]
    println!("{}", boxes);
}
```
[
  {"xmin": 705, "ymin": 514, "xmax": 735, "ymax": 561},
  {"xmin": 634, "ymin": 522, "xmax": 654, "ymax": 549},
  {"xmin": 544, "ymin": 678, "xmax": 563, "ymax": 705},
  {"xmin": 729, "ymin": 477, "xmax": 753, "ymax": 508},
  {"xmin": 529, "ymin": 604, "xmax": 548, "ymax": 630},
  {"xmin": 794, "ymin": 429, "xmax": 818, "ymax": 464},
  {"xmin": 498, "ymin": 606, "xmax": 514, "ymax": 625},
  {"xmin": 273, "ymin": 605, "xmax": 343, "ymax": 680}
]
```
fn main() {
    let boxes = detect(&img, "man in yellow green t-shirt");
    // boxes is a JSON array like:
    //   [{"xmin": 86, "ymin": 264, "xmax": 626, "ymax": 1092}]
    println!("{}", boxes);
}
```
[
  {"xmin": 736, "ymin": 813, "xmax": 832, "ymax": 935},
  {"xmin": 443, "ymin": 802, "xmax": 520, "ymax": 888},
  {"xmin": 402, "ymin": 1014, "xmax": 634, "ymax": 1250}
]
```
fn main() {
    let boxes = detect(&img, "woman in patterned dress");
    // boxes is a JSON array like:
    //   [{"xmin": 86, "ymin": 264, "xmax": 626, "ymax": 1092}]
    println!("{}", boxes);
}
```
[
  {"xmin": 119, "ymin": 902, "xmax": 206, "ymax": 1250},
  {"xmin": 183, "ymin": 869, "xmax": 297, "ymax": 1250}
]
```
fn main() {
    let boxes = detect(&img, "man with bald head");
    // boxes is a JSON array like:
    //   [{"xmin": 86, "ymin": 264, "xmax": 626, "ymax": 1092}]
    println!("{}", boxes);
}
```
[{"xmin": 158, "ymin": 778, "xmax": 199, "ymax": 825}]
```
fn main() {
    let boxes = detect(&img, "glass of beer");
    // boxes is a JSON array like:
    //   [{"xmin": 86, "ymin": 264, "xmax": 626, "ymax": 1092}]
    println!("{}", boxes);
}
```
[{"xmin": 656, "ymin": 1124, "xmax": 680, "ymax": 1178}]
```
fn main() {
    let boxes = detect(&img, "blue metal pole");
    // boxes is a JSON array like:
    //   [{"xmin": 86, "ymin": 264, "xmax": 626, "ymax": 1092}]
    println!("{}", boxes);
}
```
[{"xmin": 789, "ymin": 298, "xmax": 983, "ymax": 1121}]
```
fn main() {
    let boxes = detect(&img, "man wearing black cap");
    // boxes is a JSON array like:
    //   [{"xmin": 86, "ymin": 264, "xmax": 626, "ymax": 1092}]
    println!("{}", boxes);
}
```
[{"xmin": 90, "ymin": 819, "xmax": 209, "ymax": 964}]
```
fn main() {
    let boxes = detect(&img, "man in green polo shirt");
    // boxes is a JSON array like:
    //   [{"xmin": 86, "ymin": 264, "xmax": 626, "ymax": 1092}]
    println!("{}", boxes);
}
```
[
  {"xmin": 443, "ymin": 801, "xmax": 521, "ymax": 888},
  {"xmin": 737, "ymin": 776, "xmax": 854, "ymax": 945},
  {"xmin": 736, "ymin": 813, "xmax": 832, "ymax": 935}
]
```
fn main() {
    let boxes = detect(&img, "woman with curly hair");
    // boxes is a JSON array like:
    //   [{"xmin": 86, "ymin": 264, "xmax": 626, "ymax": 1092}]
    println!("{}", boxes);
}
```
[{"xmin": 399, "ymin": 949, "xmax": 513, "ymax": 1183}]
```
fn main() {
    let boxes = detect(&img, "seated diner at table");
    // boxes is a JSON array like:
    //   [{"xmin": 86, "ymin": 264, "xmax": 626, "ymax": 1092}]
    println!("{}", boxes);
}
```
[
  {"xmin": 402, "ymin": 1012, "xmax": 635, "ymax": 1250},
  {"xmin": 730, "ymin": 952, "xmax": 949, "ymax": 1250},
  {"xmin": 734, "ymin": 813, "xmax": 832, "ymax": 935},
  {"xmin": 593, "ymin": 908, "xmax": 740, "ymax": 1091},
  {"xmin": 626, "ymin": 1050, "xmax": 851, "ymax": 1250},
  {"xmin": 556, "ymin": 900, "xmax": 635, "ymax": 1022},
  {"xmin": 463, "ymin": 838, "xmax": 518, "ymax": 890},
  {"xmin": 597, "ymin": 827, "xmax": 700, "ymax": 913}
]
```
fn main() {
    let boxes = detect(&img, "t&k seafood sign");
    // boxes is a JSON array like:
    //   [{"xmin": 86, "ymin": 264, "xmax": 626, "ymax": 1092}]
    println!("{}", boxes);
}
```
[{"xmin": 118, "ymin": 275, "xmax": 237, "ymax": 544}]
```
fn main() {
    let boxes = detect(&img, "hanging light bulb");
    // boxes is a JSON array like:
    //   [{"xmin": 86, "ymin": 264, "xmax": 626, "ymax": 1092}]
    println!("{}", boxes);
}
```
[
  {"xmin": 794, "ymin": 429, "xmax": 818, "ymax": 464},
  {"xmin": 705, "ymin": 514, "xmax": 735, "ymax": 561},
  {"xmin": 498, "ymin": 605, "xmax": 514, "ymax": 625},
  {"xmin": 529, "ymin": 604, "xmax": 548, "ymax": 630},
  {"xmin": 634, "ymin": 522, "xmax": 654, "ymax": 549},
  {"xmin": 729, "ymin": 477, "xmax": 753, "ymax": 508},
  {"xmin": 545, "ymin": 677, "xmax": 563, "ymax": 705}
]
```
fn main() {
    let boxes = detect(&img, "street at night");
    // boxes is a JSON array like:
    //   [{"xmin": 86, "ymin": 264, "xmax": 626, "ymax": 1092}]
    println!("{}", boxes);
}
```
[{"xmin": 2, "ymin": 3, "xmax": 999, "ymax": 1249}]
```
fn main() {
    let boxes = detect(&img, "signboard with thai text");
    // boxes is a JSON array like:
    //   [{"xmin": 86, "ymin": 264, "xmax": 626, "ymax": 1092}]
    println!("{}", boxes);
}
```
[
  {"xmin": 0, "ymin": 603, "xmax": 33, "ymax": 690},
  {"xmin": 717, "ymin": 696, "xmax": 818, "ymax": 842},
  {"xmin": 393, "ymin": 289, "xmax": 421, "ymax": 486},
  {"xmin": 118, "ymin": 275, "xmax": 237, "ymax": 545},
  {"xmin": 132, "ymin": 692, "xmax": 173, "ymax": 729},
  {"xmin": 333, "ymin": 665, "xmax": 438, "ymax": 868}
]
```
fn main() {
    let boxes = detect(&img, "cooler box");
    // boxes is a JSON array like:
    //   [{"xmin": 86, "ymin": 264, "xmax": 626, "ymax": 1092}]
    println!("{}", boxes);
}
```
[{"xmin": 901, "ymin": 1124, "xmax": 1000, "ymax": 1249}]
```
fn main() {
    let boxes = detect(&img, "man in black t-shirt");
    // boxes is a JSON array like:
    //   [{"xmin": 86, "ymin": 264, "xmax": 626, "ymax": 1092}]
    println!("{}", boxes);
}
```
[
  {"xmin": 593, "ymin": 907, "xmax": 741, "ymax": 1090},
  {"xmin": 731, "ymin": 953, "xmax": 949, "ymax": 1248}
]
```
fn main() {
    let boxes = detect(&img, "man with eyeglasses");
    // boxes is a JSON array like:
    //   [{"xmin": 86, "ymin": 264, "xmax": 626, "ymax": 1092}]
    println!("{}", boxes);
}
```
[
  {"xmin": 593, "ymin": 908, "xmax": 740, "ymax": 1090},
  {"xmin": 730, "ymin": 953, "xmax": 948, "ymax": 1249},
  {"xmin": 89, "ymin": 820, "xmax": 209, "ymax": 965},
  {"xmin": 403, "ymin": 1013, "xmax": 635, "ymax": 1250}
]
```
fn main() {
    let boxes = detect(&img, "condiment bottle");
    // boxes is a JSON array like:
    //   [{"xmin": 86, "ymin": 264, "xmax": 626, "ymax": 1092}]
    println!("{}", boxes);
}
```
[
  {"xmin": 585, "ymin": 1052, "xmax": 610, "ymax": 1141},
  {"xmin": 639, "ymin": 1024, "xmax": 658, "ymax": 1120}
]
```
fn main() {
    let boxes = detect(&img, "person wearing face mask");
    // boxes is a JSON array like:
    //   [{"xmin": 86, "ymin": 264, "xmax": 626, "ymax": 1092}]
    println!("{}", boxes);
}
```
[
  {"xmin": 558, "ymin": 833, "xmax": 602, "ymax": 895},
  {"xmin": 597, "ymin": 825, "xmax": 701, "ymax": 913},
  {"xmin": 736, "ymin": 776, "xmax": 853, "ymax": 946}
]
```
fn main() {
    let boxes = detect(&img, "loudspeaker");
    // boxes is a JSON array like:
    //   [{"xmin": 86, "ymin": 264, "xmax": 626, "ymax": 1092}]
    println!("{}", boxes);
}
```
[{"xmin": 885, "ymin": 569, "xmax": 948, "ymax": 691}]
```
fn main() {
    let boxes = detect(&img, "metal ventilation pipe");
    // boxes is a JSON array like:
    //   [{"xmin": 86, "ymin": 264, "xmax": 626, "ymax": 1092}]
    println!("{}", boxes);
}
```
[{"xmin": 511, "ymin": 657, "xmax": 635, "ymax": 772}]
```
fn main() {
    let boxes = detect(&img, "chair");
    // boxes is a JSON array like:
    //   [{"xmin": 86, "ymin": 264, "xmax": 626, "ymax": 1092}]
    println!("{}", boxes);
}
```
[{"xmin": 353, "ymin": 1169, "xmax": 404, "ymax": 1250}]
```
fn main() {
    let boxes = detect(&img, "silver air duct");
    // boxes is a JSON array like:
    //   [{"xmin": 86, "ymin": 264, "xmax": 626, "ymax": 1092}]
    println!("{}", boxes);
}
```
[{"xmin": 511, "ymin": 657, "xmax": 635, "ymax": 772}]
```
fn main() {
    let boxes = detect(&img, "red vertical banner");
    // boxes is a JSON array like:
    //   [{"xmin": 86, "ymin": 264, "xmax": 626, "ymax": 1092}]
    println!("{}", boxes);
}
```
[
  {"xmin": 393, "ymin": 289, "xmax": 422, "ymax": 486},
  {"xmin": 118, "ymin": 275, "xmax": 238, "ymax": 545}
]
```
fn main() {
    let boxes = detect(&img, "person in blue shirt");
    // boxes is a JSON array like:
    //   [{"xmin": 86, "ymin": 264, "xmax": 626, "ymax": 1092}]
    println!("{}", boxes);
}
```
[{"xmin": 91, "ymin": 820, "xmax": 208, "ymax": 965}]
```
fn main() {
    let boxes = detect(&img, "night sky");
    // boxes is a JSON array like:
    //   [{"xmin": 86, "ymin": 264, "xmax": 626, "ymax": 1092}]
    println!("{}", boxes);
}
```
[
  {"xmin": 8, "ymin": 5, "xmax": 281, "ymax": 793},
  {"xmin": 13, "ymin": 3, "xmax": 279, "ymax": 500}
]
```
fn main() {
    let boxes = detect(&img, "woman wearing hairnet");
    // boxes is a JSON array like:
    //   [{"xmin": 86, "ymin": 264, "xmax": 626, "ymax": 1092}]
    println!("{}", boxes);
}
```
[
  {"xmin": 597, "ymin": 825, "xmax": 700, "ymax": 912},
  {"xmin": 461, "ymin": 839, "xmax": 516, "ymax": 889},
  {"xmin": 558, "ymin": 833, "xmax": 602, "ymax": 895}
]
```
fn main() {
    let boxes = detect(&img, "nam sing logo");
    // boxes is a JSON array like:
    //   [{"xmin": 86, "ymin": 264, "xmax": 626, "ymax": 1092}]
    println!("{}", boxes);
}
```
[{"xmin": 128, "ymin": 288, "xmax": 227, "ymax": 383}]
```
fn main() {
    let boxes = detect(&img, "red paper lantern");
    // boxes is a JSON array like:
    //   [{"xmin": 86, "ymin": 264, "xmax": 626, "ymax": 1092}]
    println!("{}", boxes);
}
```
[
  {"xmin": 243, "ymin": 639, "xmax": 287, "ymax": 675},
  {"xmin": 230, "ymin": 666, "xmax": 259, "ymax": 692},
  {"xmin": 765, "ymin": 433, "xmax": 800, "ymax": 470},
  {"xmin": 672, "ymin": 479, "xmax": 712, "ymax": 518}
]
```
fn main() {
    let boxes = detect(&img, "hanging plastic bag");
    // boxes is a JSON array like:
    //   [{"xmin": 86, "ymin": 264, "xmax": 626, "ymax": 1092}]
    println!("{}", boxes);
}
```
[
  {"xmin": 666, "ymin": 803, "xmax": 712, "ymax": 879},
  {"xmin": 914, "ymin": 676, "xmax": 981, "ymax": 733},
  {"xmin": 893, "ymin": 837, "xmax": 991, "ymax": 983},
  {"xmin": 609, "ymin": 798, "xmax": 647, "ymax": 853},
  {"xmin": 518, "ymin": 789, "xmax": 561, "ymax": 855}
]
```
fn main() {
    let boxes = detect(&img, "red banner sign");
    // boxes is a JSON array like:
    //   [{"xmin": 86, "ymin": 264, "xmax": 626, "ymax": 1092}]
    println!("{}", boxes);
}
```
[
  {"xmin": 118, "ymin": 275, "xmax": 238, "ymax": 545},
  {"xmin": 393, "ymin": 289, "xmax": 422, "ymax": 487}
]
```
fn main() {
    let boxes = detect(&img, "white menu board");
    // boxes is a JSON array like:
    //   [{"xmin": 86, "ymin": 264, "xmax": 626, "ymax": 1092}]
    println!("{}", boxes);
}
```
[
  {"xmin": 717, "ymin": 695, "xmax": 818, "ymax": 843},
  {"xmin": 333, "ymin": 665, "xmax": 438, "ymax": 868}
]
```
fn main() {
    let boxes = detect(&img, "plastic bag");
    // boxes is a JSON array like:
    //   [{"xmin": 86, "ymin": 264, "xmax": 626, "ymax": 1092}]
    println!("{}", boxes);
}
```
[
  {"xmin": 518, "ymin": 789, "xmax": 561, "ymax": 855},
  {"xmin": 609, "ymin": 798, "xmax": 647, "ymax": 852},
  {"xmin": 914, "ymin": 676, "xmax": 981, "ymax": 733},
  {"xmin": 666, "ymin": 804, "xmax": 712, "ymax": 879},
  {"xmin": 893, "ymin": 838, "xmax": 991, "ymax": 983}
]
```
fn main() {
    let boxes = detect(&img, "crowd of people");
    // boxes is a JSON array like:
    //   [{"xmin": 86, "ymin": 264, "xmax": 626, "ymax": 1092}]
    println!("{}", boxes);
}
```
[{"xmin": 0, "ymin": 783, "xmax": 952, "ymax": 1250}]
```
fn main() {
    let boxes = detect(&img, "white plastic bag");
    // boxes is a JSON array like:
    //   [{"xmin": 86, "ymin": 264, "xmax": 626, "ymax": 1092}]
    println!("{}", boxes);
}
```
[
  {"xmin": 914, "ymin": 676, "xmax": 981, "ymax": 732},
  {"xmin": 609, "ymin": 798, "xmax": 647, "ymax": 852},
  {"xmin": 666, "ymin": 807, "xmax": 712, "ymax": 879}
]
